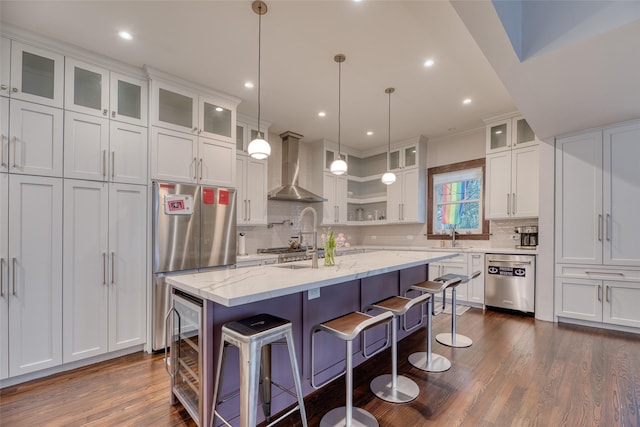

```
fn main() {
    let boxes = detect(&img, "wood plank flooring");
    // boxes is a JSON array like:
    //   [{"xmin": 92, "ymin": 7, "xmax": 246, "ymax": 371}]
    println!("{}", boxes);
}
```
[{"xmin": 1, "ymin": 308, "xmax": 639, "ymax": 426}]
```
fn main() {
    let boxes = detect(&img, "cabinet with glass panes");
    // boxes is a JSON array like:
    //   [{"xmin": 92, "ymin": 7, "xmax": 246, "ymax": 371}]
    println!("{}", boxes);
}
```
[{"xmin": 346, "ymin": 152, "xmax": 388, "ymax": 224}]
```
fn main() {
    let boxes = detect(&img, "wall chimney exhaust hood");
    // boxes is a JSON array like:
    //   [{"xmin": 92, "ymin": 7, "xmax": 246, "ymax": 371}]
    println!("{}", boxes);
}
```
[{"xmin": 268, "ymin": 131, "xmax": 326, "ymax": 203}]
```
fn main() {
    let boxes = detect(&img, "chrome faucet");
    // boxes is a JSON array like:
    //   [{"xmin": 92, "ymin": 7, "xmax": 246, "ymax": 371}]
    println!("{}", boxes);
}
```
[
  {"xmin": 450, "ymin": 224, "xmax": 457, "ymax": 248},
  {"xmin": 299, "ymin": 207, "xmax": 318, "ymax": 268}
]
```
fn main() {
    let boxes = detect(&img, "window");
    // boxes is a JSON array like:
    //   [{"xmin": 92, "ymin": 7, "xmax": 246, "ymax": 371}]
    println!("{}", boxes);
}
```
[{"xmin": 427, "ymin": 158, "xmax": 489, "ymax": 240}]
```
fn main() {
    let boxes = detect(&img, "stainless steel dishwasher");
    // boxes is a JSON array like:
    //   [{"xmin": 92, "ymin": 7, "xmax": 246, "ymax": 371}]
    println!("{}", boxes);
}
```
[{"xmin": 485, "ymin": 254, "xmax": 536, "ymax": 314}]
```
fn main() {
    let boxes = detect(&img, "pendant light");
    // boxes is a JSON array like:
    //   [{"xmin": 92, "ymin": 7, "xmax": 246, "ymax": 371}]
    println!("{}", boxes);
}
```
[
  {"xmin": 381, "ymin": 87, "xmax": 397, "ymax": 185},
  {"xmin": 330, "ymin": 54, "xmax": 348, "ymax": 175},
  {"xmin": 247, "ymin": 1, "xmax": 271, "ymax": 160}
]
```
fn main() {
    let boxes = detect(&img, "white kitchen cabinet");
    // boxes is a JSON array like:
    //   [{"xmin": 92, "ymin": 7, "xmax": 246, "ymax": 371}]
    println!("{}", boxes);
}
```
[
  {"xmin": 1, "ymin": 37, "xmax": 10, "ymax": 98},
  {"xmin": 324, "ymin": 147, "xmax": 347, "ymax": 172},
  {"xmin": 236, "ymin": 114, "xmax": 270, "ymax": 154},
  {"xmin": 199, "ymin": 95, "xmax": 235, "ymax": 143},
  {"xmin": 556, "ymin": 273, "xmax": 640, "ymax": 329},
  {"xmin": 556, "ymin": 123, "xmax": 640, "ymax": 266},
  {"xmin": 8, "ymin": 99, "xmax": 63, "ymax": 177},
  {"xmin": 150, "ymin": 81, "xmax": 198, "ymax": 134},
  {"xmin": 0, "ymin": 174, "xmax": 7, "ymax": 379},
  {"xmin": 467, "ymin": 253, "xmax": 485, "ymax": 305},
  {"xmin": 64, "ymin": 58, "xmax": 148, "ymax": 128},
  {"xmin": 9, "ymin": 41, "xmax": 64, "ymax": 108},
  {"xmin": 388, "ymin": 143, "xmax": 419, "ymax": 171},
  {"xmin": 429, "ymin": 253, "xmax": 468, "ymax": 303},
  {"xmin": 236, "ymin": 154, "xmax": 268, "ymax": 225},
  {"xmin": 386, "ymin": 168, "xmax": 425, "ymax": 223},
  {"xmin": 485, "ymin": 144, "xmax": 539, "ymax": 219},
  {"xmin": 322, "ymin": 172, "xmax": 348, "ymax": 225},
  {"xmin": 485, "ymin": 114, "xmax": 537, "ymax": 154},
  {"xmin": 64, "ymin": 112, "xmax": 148, "ymax": 184},
  {"xmin": 151, "ymin": 127, "xmax": 234, "ymax": 186},
  {"xmin": 5, "ymin": 175, "xmax": 63, "ymax": 377},
  {"xmin": 63, "ymin": 180, "xmax": 146, "ymax": 362},
  {"xmin": 150, "ymin": 126, "xmax": 198, "ymax": 183},
  {"xmin": 198, "ymin": 136, "xmax": 235, "ymax": 187}
]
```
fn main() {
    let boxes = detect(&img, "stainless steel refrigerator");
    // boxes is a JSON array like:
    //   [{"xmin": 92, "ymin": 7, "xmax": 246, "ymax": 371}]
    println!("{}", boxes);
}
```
[{"xmin": 152, "ymin": 181, "xmax": 236, "ymax": 351}]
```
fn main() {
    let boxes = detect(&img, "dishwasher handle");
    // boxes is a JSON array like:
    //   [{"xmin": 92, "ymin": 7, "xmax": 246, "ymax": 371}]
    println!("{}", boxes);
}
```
[{"xmin": 487, "ymin": 259, "xmax": 532, "ymax": 266}]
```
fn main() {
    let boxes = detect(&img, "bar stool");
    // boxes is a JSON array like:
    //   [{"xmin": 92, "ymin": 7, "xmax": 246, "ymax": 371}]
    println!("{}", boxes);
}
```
[
  {"xmin": 311, "ymin": 310, "xmax": 393, "ymax": 427},
  {"xmin": 406, "ymin": 277, "xmax": 462, "ymax": 372},
  {"xmin": 211, "ymin": 313, "xmax": 307, "ymax": 427},
  {"xmin": 364, "ymin": 292, "xmax": 431, "ymax": 403},
  {"xmin": 436, "ymin": 271, "xmax": 482, "ymax": 348}
]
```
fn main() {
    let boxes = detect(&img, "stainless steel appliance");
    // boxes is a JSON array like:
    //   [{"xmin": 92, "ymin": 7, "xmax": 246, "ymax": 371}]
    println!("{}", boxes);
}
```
[
  {"xmin": 152, "ymin": 181, "xmax": 236, "ymax": 351},
  {"xmin": 515, "ymin": 225, "xmax": 538, "ymax": 249},
  {"xmin": 257, "ymin": 246, "xmax": 324, "ymax": 263},
  {"xmin": 485, "ymin": 254, "xmax": 536, "ymax": 314}
]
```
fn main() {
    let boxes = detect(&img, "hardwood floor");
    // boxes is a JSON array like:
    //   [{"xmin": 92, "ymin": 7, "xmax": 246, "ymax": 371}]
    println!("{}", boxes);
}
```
[{"xmin": 1, "ymin": 308, "xmax": 639, "ymax": 426}]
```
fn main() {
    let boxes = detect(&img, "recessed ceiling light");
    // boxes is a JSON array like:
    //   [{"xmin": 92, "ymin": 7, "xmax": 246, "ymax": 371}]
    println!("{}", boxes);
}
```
[
  {"xmin": 215, "ymin": 107, "xmax": 223, "ymax": 112},
  {"xmin": 423, "ymin": 58, "xmax": 435, "ymax": 67},
  {"xmin": 118, "ymin": 31, "xmax": 133, "ymax": 41},
  {"xmin": 366, "ymin": 131, "xmax": 373, "ymax": 136},
  {"xmin": 495, "ymin": 130, "xmax": 503, "ymax": 135},
  {"xmin": 244, "ymin": 81, "xmax": 254, "ymax": 89},
  {"xmin": 318, "ymin": 111, "xmax": 326, "ymax": 117},
  {"xmin": 463, "ymin": 98, "xmax": 472, "ymax": 105}
]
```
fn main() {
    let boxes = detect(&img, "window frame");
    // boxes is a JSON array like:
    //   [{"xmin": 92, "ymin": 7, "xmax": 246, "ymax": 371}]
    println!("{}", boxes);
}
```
[{"xmin": 427, "ymin": 158, "xmax": 489, "ymax": 240}]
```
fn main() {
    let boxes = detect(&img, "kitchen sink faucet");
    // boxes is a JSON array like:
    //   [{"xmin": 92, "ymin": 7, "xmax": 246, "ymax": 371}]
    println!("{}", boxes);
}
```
[
  {"xmin": 299, "ymin": 207, "xmax": 318, "ymax": 268},
  {"xmin": 451, "ymin": 224, "xmax": 457, "ymax": 248}
]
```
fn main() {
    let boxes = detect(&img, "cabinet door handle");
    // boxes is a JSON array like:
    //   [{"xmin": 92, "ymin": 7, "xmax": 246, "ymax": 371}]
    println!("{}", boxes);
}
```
[
  {"xmin": 0, "ymin": 84, "xmax": 7, "ymax": 90},
  {"xmin": 0, "ymin": 258, "xmax": 4, "ymax": 297},
  {"xmin": 12, "ymin": 87, "xmax": 18, "ymax": 93},
  {"xmin": 398, "ymin": 204, "xmax": 401, "ymax": 221},
  {"xmin": 193, "ymin": 127, "xmax": 198, "ymax": 133},
  {"xmin": 597, "ymin": 284, "xmax": 602, "ymax": 302},
  {"xmin": 111, "ymin": 111, "xmax": 116, "ymax": 118},
  {"xmin": 199, "ymin": 158, "xmax": 203, "ymax": 181},
  {"xmin": 506, "ymin": 193, "xmax": 510, "ymax": 216},
  {"xmin": 164, "ymin": 306, "xmax": 178, "ymax": 378},
  {"xmin": 103, "ymin": 109, "xmax": 108, "ymax": 116},
  {"xmin": 12, "ymin": 258, "xmax": 17, "ymax": 296},
  {"xmin": 512, "ymin": 193, "xmax": 516, "ymax": 215},
  {"xmin": 102, "ymin": 150, "xmax": 107, "ymax": 178},
  {"xmin": 11, "ymin": 137, "xmax": 17, "ymax": 168},
  {"xmin": 193, "ymin": 158, "xmax": 197, "ymax": 180},
  {"xmin": 0, "ymin": 134, "xmax": 5, "ymax": 168},
  {"xmin": 111, "ymin": 151, "xmax": 115, "ymax": 179},
  {"xmin": 103, "ymin": 253, "xmax": 107, "ymax": 285},
  {"xmin": 606, "ymin": 214, "xmax": 611, "ymax": 241},
  {"xmin": 111, "ymin": 252, "xmax": 115, "ymax": 285},
  {"xmin": 248, "ymin": 200, "xmax": 251, "ymax": 221},
  {"xmin": 605, "ymin": 285, "xmax": 610, "ymax": 303},
  {"xmin": 597, "ymin": 214, "xmax": 603, "ymax": 241}
]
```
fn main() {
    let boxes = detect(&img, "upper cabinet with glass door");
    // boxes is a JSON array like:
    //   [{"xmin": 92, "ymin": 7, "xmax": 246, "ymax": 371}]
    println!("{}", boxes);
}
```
[
  {"xmin": 236, "ymin": 114, "xmax": 271, "ymax": 154},
  {"xmin": 199, "ymin": 96, "xmax": 235, "ymax": 143},
  {"xmin": 388, "ymin": 142, "xmax": 419, "ymax": 171},
  {"xmin": 65, "ymin": 58, "xmax": 148, "ymax": 127},
  {"xmin": 150, "ymin": 80, "xmax": 198, "ymax": 134},
  {"xmin": 324, "ymin": 147, "xmax": 347, "ymax": 172},
  {"xmin": 485, "ymin": 113, "xmax": 537, "ymax": 154},
  {"xmin": 9, "ymin": 41, "xmax": 64, "ymax": 108}
]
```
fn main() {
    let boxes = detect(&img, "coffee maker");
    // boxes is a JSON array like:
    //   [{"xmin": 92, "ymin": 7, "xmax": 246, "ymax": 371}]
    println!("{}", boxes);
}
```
[{"xmin": 515, "ymin": 225, "xmax": 538, "ymax": 249}]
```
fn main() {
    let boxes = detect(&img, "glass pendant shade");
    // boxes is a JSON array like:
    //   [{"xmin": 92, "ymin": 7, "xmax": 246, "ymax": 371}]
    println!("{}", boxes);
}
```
[
  {"xmin": 381, "ymin": 171, "xmax": 396, "ymax": 185},
  {"xmin": 248, "ymin": 136, "xmax": 271, "ymax": 160},
  {"xmin": 330, "ymin": 158, "xmax": 348, "ymax": 175}
]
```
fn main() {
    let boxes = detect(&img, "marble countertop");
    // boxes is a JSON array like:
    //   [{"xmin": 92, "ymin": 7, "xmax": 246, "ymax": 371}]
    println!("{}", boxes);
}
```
[
  {"xmin": 167, "ymin": 250, "xmax": 456, "ymax": 307},
  {"xmin": 359, "ymin": 245, "xmax": 538, "ymax": 255}
]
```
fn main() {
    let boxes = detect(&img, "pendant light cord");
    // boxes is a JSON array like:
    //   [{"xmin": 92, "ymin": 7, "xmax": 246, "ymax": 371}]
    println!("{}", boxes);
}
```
[
  {"xmin": 338, "ymin": 59, "xmax": 342, "ymax": 156},
  {"xmin": 257, "ymin": 8, "xmax": 262, "ymax": 138},
  {"xmin": 387, "ymin": 89, "xmax": 391, "ymax": 168}
]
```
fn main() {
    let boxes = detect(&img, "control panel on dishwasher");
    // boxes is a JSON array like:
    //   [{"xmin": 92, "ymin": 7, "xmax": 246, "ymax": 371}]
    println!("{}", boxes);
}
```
[{"xmin": 485, "ymin": 254, "xmax": 536, "ymax": 314}]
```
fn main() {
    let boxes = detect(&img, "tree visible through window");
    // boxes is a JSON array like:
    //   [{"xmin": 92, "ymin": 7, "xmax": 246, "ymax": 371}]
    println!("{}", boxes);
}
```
[{"xmin": 427, "ymin": 159, "xmax": 489, "ymax": 240}]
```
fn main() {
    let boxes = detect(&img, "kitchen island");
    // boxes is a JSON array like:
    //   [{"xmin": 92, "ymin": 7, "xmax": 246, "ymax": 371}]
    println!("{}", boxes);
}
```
[{"xmin": 166, "ymin": 250, "xmax": 456, "ymax": 426}]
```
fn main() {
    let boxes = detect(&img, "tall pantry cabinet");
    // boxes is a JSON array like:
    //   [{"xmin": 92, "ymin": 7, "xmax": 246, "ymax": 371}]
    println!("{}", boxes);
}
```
[
  {"xmin": 1, "ymin": 37, "xmax": 65, "ymax": 380},
  {"xmin": 555, "ymin": 121, "xmax": 640, "ymax": 329}
]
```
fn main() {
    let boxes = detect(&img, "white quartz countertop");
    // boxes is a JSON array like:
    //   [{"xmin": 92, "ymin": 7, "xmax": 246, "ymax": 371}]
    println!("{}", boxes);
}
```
[
  {"xmin": 167, "ymin": 250, "xmax": 457, "ymax": 307},
  {"xmin": 360, "ymin": 245, "xmax": 538, "ymax": 255}
]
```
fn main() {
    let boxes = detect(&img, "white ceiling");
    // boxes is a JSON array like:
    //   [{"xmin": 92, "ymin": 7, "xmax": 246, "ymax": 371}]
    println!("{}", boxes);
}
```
[{"xmin": 0, "ymin": 0, "xmax": 517, "ymax": 151}]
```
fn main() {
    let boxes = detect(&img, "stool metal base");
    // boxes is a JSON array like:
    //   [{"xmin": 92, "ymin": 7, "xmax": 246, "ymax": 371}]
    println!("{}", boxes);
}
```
[
  {"xmin": 370, "ymin": 374, "xmax": 419, "ymax": 403},
  {"xmin": 436, "ymin": 332, "xmax": 472, "ymax": 348},
  {"xmin": 320, "ymin": 407, "xmax": 378, "ymax": 427},
  {"xmin": 408, "ymin": 351, "xmax": 451, "ymax": 372}
]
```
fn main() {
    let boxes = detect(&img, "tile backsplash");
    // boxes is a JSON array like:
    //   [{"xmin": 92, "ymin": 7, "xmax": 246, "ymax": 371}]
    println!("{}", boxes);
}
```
[{"xmin": 238, "ymin": 200, "xmax": 538, "ymax": 254}]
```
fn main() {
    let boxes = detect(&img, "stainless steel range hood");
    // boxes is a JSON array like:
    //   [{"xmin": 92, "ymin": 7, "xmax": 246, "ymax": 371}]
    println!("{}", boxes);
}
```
[{"xmin": 268, "ymin": 131, "xmax": 326, "ymax": 202}]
